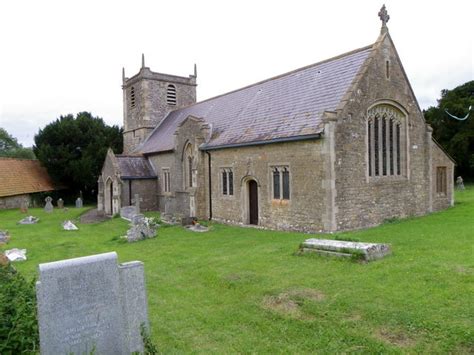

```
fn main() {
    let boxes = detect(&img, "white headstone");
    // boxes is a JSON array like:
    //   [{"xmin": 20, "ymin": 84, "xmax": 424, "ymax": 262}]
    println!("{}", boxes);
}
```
[
  {"xmin": 36, "ymin": 252, "xmax": 149, "ymax": 355},
  {"xmin": 75, "ymin": 197, "xmax": 83, "ymax": 208}
]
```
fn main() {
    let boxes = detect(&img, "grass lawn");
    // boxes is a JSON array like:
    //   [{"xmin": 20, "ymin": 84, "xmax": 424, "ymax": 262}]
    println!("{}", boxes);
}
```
[{"xmin": 1, "ymin": 188, "xmax": 473, "ymax": 353}]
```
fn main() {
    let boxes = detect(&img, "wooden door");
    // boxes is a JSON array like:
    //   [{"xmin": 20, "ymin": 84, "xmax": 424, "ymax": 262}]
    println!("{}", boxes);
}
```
[{"xmin": 249, "ymin": 180, "xmax": 258, "ymax": 225}]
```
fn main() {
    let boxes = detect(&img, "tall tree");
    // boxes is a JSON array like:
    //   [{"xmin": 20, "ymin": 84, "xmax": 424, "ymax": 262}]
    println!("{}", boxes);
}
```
[
  {"xmin": 0, "ymin": 128, "xmax": 36, "ymax": 159},
  {"xmin": 33, "ymin": 112, "xmax": 122, "ymax": 199},
  {"xmin": 424, "ymin": 81, "xmax": 474, "ymax": 180}
]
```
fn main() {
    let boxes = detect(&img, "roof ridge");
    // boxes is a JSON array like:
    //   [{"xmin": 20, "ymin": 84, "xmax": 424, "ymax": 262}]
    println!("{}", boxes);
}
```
[{"xmin": 177, "ymin": 43, "xmax": 374, "ymax": 108}]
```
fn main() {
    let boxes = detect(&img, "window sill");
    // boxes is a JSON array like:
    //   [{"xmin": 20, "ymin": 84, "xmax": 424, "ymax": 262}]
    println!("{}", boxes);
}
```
[
  {"xmin": 271, "ymin": 199, "xmax": 290, "ymax": 206},
  {"xmin": 368, "ymin": 175, "xmax": 408, "ymax": 184}
]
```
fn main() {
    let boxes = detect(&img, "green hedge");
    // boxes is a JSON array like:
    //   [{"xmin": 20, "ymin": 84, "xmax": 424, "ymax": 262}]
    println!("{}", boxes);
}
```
[{"xmin": 0, "ymin": 264, "xmax": 39, "ymax": 353}]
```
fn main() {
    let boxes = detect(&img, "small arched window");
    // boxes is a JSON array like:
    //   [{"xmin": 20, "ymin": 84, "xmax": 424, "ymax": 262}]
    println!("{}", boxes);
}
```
[
  {"xmin": 130, "ymin": 86, "xmax": 136, "ymax": 108},
  {"xmin": 167, "ymin": 84, "xmax": 177, "ymax": 105},
  {"xmin": 368, "ymin": 104, "xmax": 405, "ymax": 177},
  {"xmin": 183, "ymin": 143, "xmax": 194, "ymax": 188}
]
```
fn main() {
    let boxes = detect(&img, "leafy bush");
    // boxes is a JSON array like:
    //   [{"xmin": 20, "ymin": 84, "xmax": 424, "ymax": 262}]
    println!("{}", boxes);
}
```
[{"xmin": 0, "ymin": 264, "xmax": 39, "ymax": 353}]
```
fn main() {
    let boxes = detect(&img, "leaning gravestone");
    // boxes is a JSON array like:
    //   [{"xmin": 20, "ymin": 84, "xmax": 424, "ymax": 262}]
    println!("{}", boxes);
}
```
[
  {"xmin": 75, "ymin": 197, "xmax": 83, "ymax": 208},
  {"xmin": 36, "ymin": 252, "xmax": 149, "ymax": 355},
  {"xmin": 44, "ymin": 196, "xmax": 54, "ymax": 213},
  {"xmin": 57, "ymin": 198, "xmax": 64, "ymax": 209}
]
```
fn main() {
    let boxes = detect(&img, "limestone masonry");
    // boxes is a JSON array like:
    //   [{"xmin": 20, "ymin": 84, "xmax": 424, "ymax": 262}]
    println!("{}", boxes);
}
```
[{"xmin": 98, "ymin": 9, "xmax": 454, "ymax": 232}]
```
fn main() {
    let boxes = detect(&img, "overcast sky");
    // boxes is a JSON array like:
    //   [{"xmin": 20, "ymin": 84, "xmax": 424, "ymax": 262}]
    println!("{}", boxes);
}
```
[{"xmin": 0, "ymin": 0, "xmax": 472, "ymax": 147}]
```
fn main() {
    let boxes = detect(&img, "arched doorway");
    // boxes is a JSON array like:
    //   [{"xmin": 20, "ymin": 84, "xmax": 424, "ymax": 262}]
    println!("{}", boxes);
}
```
[{"xmin": 248, "ymin": 180, "xmax": 258, "ymax": 225}]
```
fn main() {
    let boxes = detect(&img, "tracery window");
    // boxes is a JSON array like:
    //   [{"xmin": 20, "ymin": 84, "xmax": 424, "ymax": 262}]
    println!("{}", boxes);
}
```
[
  {"xmin": 272, "ymin": 166, "xmax": 290, "ymax": 200},
  {"xmin": 368, "ymin": 104, "xmax": 405, "ymax": 177},
  {"xmin": 221, "ymin": 168, "xmax": 233, "ymax": 195}
]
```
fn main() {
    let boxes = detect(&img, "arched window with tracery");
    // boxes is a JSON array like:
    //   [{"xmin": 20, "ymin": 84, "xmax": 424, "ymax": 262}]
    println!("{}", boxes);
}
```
[{"xmin": 367, "ymin": 104, "xmax": 406, "ymax": 177}]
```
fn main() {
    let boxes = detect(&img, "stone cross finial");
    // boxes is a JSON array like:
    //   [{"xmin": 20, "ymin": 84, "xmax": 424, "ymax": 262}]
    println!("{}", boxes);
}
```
[
  {"xmin": 132, "ymin": 194, "xmax": 143, "ymax": 214},
  {"xmin": 378, "ymin": 4, "xmax": 390, "ymax": 28}
]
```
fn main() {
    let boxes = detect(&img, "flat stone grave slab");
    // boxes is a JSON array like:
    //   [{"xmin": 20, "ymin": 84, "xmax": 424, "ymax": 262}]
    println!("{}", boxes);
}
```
[
  {"xmin": 299, "ymin": 238, "xmax": 391, "ymax": 261},
  {"xmin": 5, "ymin": 248, "xmax": 27, "ymax": 261},
  {"xmin": 36, "ymin": 252, "xmax": 149, "ymax": 355},
  {"xmin": 18, "ymin": 216, "xmax": 39, "ymax": 224},
  {"xmin": 62, "ymin": 220, "xmax": 79, "ymax": 231},
  {"xmin": 120, "ymin": 206, "xmax": 136, "ymax": 221}
]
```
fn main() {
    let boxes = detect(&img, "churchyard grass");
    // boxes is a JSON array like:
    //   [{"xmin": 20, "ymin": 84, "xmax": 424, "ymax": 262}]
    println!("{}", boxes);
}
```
[{"xmin": 1, "ymin": 187, "xmax": 473, "ymax": 353}]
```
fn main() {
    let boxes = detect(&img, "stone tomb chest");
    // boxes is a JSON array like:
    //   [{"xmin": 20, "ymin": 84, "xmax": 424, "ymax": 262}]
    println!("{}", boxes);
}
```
[{"xmin": 36, "ymin": 252, "xmax": 148, "ymax": 355}]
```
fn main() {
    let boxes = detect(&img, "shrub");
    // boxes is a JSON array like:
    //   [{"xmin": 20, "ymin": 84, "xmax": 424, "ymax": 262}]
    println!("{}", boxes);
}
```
[{"xmin": 0, "ymin": 264, "xmax": 39, "ymax": 353}]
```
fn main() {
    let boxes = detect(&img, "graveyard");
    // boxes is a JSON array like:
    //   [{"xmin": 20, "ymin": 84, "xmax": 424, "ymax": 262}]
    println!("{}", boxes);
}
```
[{"xmin": 0, "ymin": 187, "xmax": 472, "ymax": 353}]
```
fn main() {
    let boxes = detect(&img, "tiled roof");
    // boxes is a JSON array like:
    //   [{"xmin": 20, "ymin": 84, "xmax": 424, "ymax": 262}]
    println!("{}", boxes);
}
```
[
  {"xmin": 139, "ymin": 45, "xmax": 372, "ymax": 154},
  {"xmin": 0, "ymin": 158, "xmax": 57, "ymax": 197},
  {"xmin": 116, "ymin": 155, "xmax": 156, "ymax": 178}
]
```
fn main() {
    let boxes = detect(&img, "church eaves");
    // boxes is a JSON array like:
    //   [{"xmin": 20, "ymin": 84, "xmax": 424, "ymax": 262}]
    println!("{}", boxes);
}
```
[{"xmin": 138, "ymin": 44, "xmax": 373, "ymax": 154}]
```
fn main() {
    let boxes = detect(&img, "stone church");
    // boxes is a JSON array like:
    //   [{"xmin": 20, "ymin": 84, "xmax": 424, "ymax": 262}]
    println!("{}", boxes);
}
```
[{"xmin": 98, "ymin": 7, "xmax": 454, "ymax": 232}]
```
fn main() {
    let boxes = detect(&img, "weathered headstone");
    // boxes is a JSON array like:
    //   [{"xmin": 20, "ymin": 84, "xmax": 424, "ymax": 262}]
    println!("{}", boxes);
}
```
[
  {"xmin": 299, "ymin": 238, "xmax": 391, "ymax": 261},
  {"xmin": 20, "ymin": 199, "xmax": 29, "ymax": 213},
  {"xmin": 75, "ymin": 197, "xmax": 83, "ymax": 208},
  {"xmin": 57, "ymin": 198, "xmax": 64, "ymax": 209},
  {"xmin": 18, "ymin": 215, "xmax": 39, "ymax": 224},
  {"xmin": 120, "ymin": 206, "xmax": 136, "ymax": 221},
  {"xmin": 44, "ymin": 196, "xmax": 54, "ymax": 213},
  {"xmin": 36, "ymin": 252, "xmax": 148, "ymax": 355},
  {"xmin": 131, "ymin": 194, "xmax": 143, "ymax": 214},
  {"xmin": 456, "ymin": 176, "xmax": 465, "ymax": 190}
]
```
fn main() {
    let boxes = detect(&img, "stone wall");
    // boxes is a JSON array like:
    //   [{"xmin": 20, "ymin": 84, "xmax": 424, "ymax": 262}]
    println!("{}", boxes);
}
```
[
  {"xmin": 0, "ymin": 194, "xmax": 30, "ymax": 209},
  {"xmin": 147, "ymin": 116, "xmax": 209, "ymax": 219},
  {"xmin": 121, "ymin": 179, "xmax": 158, "ymax": 211},
  {"xmin": 331, "ymin": 33, "xmax": 452, "ymax": 230},
  {"xmin": 209, "ymin": 140, "xmax": 327, "ymax": 232}
]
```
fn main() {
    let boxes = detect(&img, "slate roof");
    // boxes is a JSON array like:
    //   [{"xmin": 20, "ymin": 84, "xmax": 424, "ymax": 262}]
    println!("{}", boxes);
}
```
[
  {"xmin": 116, "ymin": 155, "xmax": 156, "ymax": 179},
  {"xmin": 0, "ymin": 158, "xmax": 57, "ymax": 197},
  {"xmin": 139, "ymin": 45, "xmax": 372, "ymax": 154}
]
